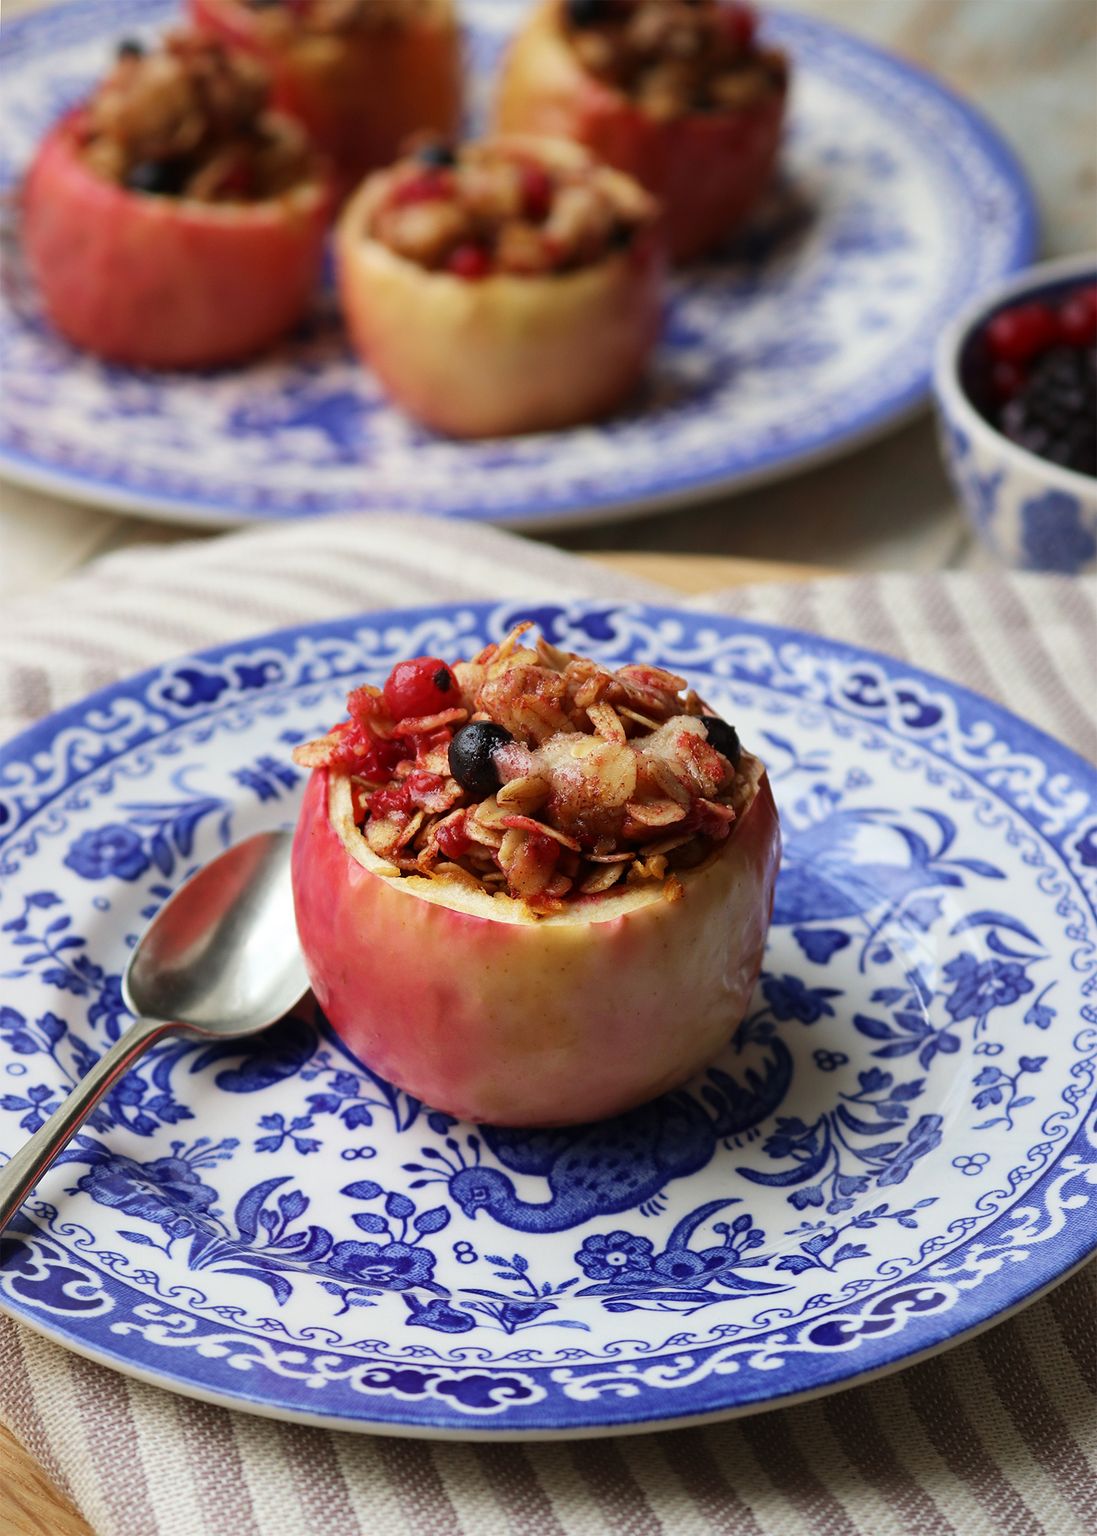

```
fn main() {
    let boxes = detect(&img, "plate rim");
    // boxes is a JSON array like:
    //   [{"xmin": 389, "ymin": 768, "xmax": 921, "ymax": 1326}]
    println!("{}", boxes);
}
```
[
  {"xmin": 0, "ymin": 598, "xmax": 1094, "ymax": 1436},
  {"xmin": 0, "ymin": 0, "xmax": 1039, "ymax": 530}
]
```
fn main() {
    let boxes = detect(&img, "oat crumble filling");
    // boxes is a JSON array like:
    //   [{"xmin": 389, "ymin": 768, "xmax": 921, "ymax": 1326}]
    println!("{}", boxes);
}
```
[
  {"xmin": 562, "ymin": 0, "xmax": 788, "ymax": 121},
  {"xmin": 76, "ymin": 30, "xmax": 314, "ymax": 202},
  {"xmin": 293, "ymin": 624, "xmax": 758, "ymax": 916},
  {"xmin": 365, "ymin": 143, "xmax": 655, "ymax": 277}
]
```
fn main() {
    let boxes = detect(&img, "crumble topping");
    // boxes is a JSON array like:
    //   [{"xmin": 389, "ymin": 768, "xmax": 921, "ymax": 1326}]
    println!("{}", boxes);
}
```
[
  {"xmin": 294, "ymin": 623, "xmax": 758, "ymax": 915},
  {"xmin": 363, "ymin": 140, "xmax": 655, "ymax": 277},
  {"xmin": 562, "ymin": 0, "xmax": 788, "ymax": 121},
  {"xmin": 77, "ymin": 31, "xmax": 313, "ymax": 201}
]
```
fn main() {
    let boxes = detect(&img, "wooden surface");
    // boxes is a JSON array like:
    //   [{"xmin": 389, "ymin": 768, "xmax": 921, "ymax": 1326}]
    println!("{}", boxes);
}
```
[{"xmin": 0, "ymin": 548, "xmax": 812, "ymax": 1536}]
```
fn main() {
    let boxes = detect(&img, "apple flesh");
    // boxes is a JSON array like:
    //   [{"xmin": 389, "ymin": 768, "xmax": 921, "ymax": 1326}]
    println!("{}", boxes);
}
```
[
  {"xmin": 292, "ymin": 758, "xmax": 781, "ymax": 1126},
  {"xmin": 495, "ymin": 0, "xmax": 786, "ymax": 264},
  {"xmin": 190, "ymin": 0, "xmax": 462, "ymax": 198},
  {"xmin": 336, "ymin": 141, "xmax": 664, "ymax": 438},
  {"xmin": 23, "ymin": 114, "xmax": 332, "ymax": 369}
]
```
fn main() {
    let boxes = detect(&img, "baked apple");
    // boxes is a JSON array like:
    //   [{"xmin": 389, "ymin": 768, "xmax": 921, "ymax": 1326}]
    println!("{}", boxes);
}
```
[
  {"xmin": 496, "ymin": 0, "xmax": 789, "ymax": 263},
  {"xmin": 189, "ymin": 0, "xmax": 462, "ymax": 197},
  {"xmin": 336, "ymin": 136, "xmax": 664, "ymax": 436},
  {"xmin": 291, "ymin": 624, "xmax": 781, "ymax": 1126},
  {"xmin": 23, "ymin": 32, "xmax": 332, "ymax": 368}
]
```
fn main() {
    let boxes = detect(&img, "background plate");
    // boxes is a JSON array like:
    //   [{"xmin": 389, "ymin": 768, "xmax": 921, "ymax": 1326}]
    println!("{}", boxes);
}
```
[
  {"xmin": 0, "ymin": 0, "xmax": 1036, "ymax": 529},
  {"xmin": 0, "ymin": 601, "xmax": 1094, "ymax": 1437}
]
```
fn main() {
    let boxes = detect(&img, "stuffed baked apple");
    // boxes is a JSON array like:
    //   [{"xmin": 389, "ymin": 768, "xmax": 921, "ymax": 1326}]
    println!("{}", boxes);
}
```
[
  {"xmin": 23, "ymin": 32, "xmax": 332, "ymax": 368},
  {"xmin": 336, "ymin": 136, "xmax": 663, "ymax": 436},
  {"xmin": 190, "ymin": 0, "xmax": 462, "ymax": 196},
  {"xmin": 291, "ymin": 624, "xmax": 781, "ymax": 1126},
  {"xmin": 497, "ymin": 0, "xmax": 789, "ymax": 263}
]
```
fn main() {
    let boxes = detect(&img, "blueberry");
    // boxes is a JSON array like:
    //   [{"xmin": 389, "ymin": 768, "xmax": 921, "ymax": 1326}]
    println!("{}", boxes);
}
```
[
  {"xmin": 124, "ymin": 159, "xmax": 186, "ymax": 196},
  {"xmin": 700, "ymin": 715, "xmax": 741, "ymax": 767},
  {"xmin": 416, "ymin": 141, "xmax": 457, "ymax": 168},
  {"xmin": 566, "ymin": 0, "xmax": 613, "ymax": 27},
  {"xmin": 115, "ymin": 38, "xmax": 145, "ymax": 59},
  {"xmin": 448, "ymin": 722, "xmax": 513, "ymax": 797}
]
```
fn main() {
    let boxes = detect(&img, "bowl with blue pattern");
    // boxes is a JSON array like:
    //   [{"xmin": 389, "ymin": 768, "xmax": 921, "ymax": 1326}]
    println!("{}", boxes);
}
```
[{"xmin": 934, "ymin": 252, "xmax": 1097, "ymax": 574}]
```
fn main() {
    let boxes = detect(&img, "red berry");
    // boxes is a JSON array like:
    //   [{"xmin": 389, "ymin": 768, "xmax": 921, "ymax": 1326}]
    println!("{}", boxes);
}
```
[
  {"xmin": 446, "ymin": 243, "xmax": 492, "ymax": 279},
  {"xmin": 1057, "ymin": 284, "xmax": 1097, "ymax": 347},
  {"xmin": 985, "ymin": 301, "xmax": 1059, "ymax": 363},
  {"xmin": 718, "ymin": 1, "xmax": 758, "ymax": 51},
  {"xmin": 519, "ymin": 162, "xmax": 553, "ymax": 222},
  {"xmin": 990, "ymin": 359, "xmax": 1026, "ymax": 402},
  {"xmin": 368, "ymin": 781, "xmax": 413, "ymax": 819},
  {"xmin": 435, "ymin": 812, "xmax": 470, "ymax": 859},
  {"xmin": 383, "ymin": 656, "xmax": 458, "ymax": 719},
  {"xmin": 391, "ymin": 171, "xmax": 451, "ymax": 207}
]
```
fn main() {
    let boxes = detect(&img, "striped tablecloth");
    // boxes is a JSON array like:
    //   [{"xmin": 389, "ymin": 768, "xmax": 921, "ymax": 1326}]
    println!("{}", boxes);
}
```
[{"xmin": 0, "ymin": 513, "xmax": 1094, "ymax": 1536}]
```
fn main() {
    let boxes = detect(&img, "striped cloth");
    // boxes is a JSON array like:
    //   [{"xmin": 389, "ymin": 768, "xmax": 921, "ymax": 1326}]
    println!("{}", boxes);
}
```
[{"xmin": 0, "ymin": 513, "xmax": 1094, "ymax": 1536}]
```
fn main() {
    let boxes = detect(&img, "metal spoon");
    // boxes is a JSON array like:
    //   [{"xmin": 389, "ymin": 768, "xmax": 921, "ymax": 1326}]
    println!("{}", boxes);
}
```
[{"xmin": 0, "ymin": 830, "xmax": 309, "ymax": 1234}]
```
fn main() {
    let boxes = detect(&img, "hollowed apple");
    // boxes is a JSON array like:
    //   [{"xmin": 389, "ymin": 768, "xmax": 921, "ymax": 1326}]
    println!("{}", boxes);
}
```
[
  {"xmin": 292, "ymin": 757, "xmax": 781, "ymax": 1126},
  {"xmin": 495, "ymin": 0, "xmax": 787, "ymax": 264},
  {"xmin": 335, "ymin": 138, "xmax": 664, "ymax": 438},
  {"xmin": 23, "ymin": 113, "xmax": 332, "ymax": 369},
  {"xmin": 190, "ymin": 0, "xmax": 462, "ymax": 197}
]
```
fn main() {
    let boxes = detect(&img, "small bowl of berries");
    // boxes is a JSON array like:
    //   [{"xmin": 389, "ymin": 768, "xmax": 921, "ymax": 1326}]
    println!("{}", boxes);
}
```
[{"xmin": 934, "ymin": 254, "xmax": 1097, "ymax": 573}]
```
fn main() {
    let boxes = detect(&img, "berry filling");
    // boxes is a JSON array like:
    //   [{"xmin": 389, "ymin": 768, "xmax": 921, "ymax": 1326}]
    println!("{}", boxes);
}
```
[
  {"xmin": 75, "ymin": 30, "xmax": 314, "ymax": 202},
  {"xmin": 562, "ymin": 0, "xmax": 787, "ymax": 120},
  {"xmin": 969, "ymin": 282, "xmax": 1097, "ymax": 477},
  {"xmin": 365, "ymin": 140, "xmax": 655, "ymax": 277},
  {"xmin": 293, "ymin": 623, "xmax": 757, "ymax": 913}
]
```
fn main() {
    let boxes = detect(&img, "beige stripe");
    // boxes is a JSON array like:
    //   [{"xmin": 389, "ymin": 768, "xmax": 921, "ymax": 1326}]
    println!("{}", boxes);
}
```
[
  {"xmin": 65, "ymin": 1352, "xmax": 161, "ymax": 1536},
  {"xmin": 333, "ymin": 1433, "xmax": 440, "ymax": 1536},
  {"xmin": 273, "ymin": 1419, "xmax": 362, "ymax": 1536},
  {"xmin": 174, "ymin": 1394, "xmax": 262, "ymax": 1536},
  {"xmin": 615, "ymin": 1434, "xmax": 723, "ymax": 1536},
  {"xmin": 983, "ymin": 576, "xmax": 1096, "ymax": 757},
  {"xmin": 658, "ymin": 1426, "xmax": 767, "ymax": 1536},
  {"xmin": 232, "ymin": 1409, "xmax": 310, "ymax": 1531},
  {"xmin": 374, "ymin": 1437, "xmax": 465, "ymax": 1535},
  {"xmin": 0, "ymin": 1320, "xmax": 72, "ymax": 1499},
  {"xmin": 472, "ymin": 1443, "xmax": 570, "ymax": 1536},
  {"xmin": 738, "ymin": 1411, "xmax": 864, "ymax": 1536},
  {"xmin": 568, "ymin": 1439, "xmax": 665, "ymax": 1535},
  {"xmin": 823, "ymin": 1384, "xmax": 957, "ymax": 1536},
  {"xmin": 977, "ymin": 1320, "xmax": 1097, "ymax": 1526},
  {"xmin": 905, "ymin": 1355, "xmax": 1047, "ymax": 1536},
  {"xmin": 1048, "ymin": 1270, "xmax": 1097, "ymax": 1397},
  {"xmin": 519, "ymin": 1441, "xmax": 626, "ymax": 1535}
]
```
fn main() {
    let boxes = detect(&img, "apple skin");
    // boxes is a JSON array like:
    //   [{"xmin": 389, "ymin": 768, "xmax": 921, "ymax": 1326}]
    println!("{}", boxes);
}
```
[
  {"xmin": 292, "ymin": 762, "xmax": 781, "ymax": 1126},
  {"xmin": 496, "ymin": 0, "xmax": 787, "ymax": 264},
  {"xmin": 23, "ymin": 114, "xmax": 332, "ymax": 369},
  {"xmin": 336, "ymin": 143, "xmax": 664, "ymax": 438},
  {"xmin": 190, "ymin": 0, "xmax": 462, "ymax": 197}
]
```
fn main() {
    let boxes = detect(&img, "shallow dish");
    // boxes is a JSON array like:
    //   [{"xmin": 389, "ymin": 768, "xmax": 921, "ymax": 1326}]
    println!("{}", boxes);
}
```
[
  {"xmin": 934, "ymin": 252, "xmax": 1097, "ymax": 573},
  {"xmin": 0, "ymin": 0, "xmax": 1034, "ymax": 528},
  {"xmin": 1, "ymin": 601, "xmax": 1094, "ymax": 1437}
]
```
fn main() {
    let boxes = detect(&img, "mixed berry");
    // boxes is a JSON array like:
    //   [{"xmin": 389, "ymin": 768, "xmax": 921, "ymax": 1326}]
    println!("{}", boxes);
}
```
[
  {"xmin": 76, "ymin": 31, "xmax": 313, "ymax": 201},
  {"xmin": 562, "ymin": 0, "xmax": 787, "ymax": 120},
  {"xmin": 366, "ymin": 141, "xmax": 654, "ymax": 278},
  {"xmin": 293, "ymin": 624, "xmax": 756, "ymax": 914},
  {"xmin": 973, "ymin": 282, "xmax": 1097, "ymax": 477}
]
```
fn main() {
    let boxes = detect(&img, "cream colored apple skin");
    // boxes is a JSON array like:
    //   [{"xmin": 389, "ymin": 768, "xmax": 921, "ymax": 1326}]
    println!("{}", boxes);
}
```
[
  {"xmin": 291, "ymin": 761, "xmax": 781, "ymax": 1126},
  {"xmin": 335, "ymin": 147, "xmax": 664, "ymax": 439},
  {"xmin": 496, "ymin": 0, "xmax": 786, "ymax": 264}
]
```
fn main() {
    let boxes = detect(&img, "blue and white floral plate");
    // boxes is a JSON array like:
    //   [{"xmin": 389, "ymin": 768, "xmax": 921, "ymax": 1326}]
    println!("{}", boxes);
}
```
[
  {"xmin": 1, "ymin": 601, "xmax": 1094, "ymax": 1438},
  {"xmin": 0, "ymin": 0, "xmax": 1036, "ymax": 530}
]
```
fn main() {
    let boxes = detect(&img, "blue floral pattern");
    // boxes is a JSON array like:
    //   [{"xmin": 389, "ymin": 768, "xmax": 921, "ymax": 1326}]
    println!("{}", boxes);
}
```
[
  {"xmin": 0, "ymin": 600, "xmax": 1094, "ymax": 1437},
  {"xmin": 0, "ymin": 0, "xmax": 1034, "ymax": 527}
]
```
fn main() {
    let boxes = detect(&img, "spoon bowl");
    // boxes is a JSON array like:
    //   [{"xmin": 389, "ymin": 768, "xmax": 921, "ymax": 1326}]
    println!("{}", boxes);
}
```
[{"xmin": 0, "ymin": 829, "xmax": 309, "ymax": 1234}]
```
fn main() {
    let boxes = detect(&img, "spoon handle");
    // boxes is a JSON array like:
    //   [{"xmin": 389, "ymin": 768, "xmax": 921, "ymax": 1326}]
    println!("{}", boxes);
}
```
[{"xmin": 0, "ymin": 1014, "xmax": 175, "ymax": 1234}]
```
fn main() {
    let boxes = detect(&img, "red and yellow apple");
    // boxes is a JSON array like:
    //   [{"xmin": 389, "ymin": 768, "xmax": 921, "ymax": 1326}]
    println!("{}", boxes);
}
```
[
  {"xmin": 23, "ymin": 113, "xmax": 331, "ymax": 369},
  {"xmin": 335, "ymin": 138, "xmax": 664, "ymax": 438},
  {"xmin": 291, "ymin": 755, "xmax": 781, "ymax": 1126},
  {"xmin": 495, "ymin": 0, "xmax": 787, "ymax": 264},
  {"xmin": 190, "ymin": 0, "xmax": 462, "ymax": 197}
]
